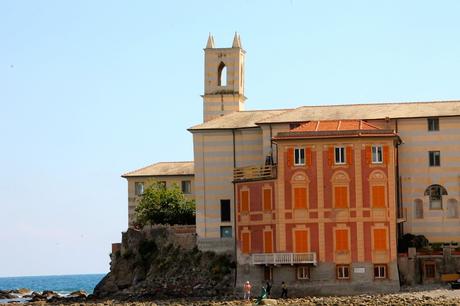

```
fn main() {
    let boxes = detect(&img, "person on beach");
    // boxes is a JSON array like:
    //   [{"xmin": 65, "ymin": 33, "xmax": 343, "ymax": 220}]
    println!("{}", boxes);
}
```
[
  {"xmin": 280, "ymin": 281, "xmax": 287, "ymax": 298},
  {"xmin": 265, "ymin": 281, "xmax": 272, "ymax": 298},
  {"xmin": 243, "ymin": 280, "xmax": 252, "ymax": 300}
]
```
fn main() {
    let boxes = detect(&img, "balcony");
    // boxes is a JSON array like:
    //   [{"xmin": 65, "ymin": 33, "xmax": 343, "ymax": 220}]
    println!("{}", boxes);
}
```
[
  {"xmin": 251, "ymin": 252, "xmax": 317, "ymax": 266},
  {"xmin": 233, "ymin": 165, "xmax": 277, "ymax": 182}
]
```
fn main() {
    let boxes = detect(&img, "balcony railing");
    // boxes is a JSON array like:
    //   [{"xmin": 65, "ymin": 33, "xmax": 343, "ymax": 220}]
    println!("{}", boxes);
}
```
[
  {"xmin": 233, "ymin": 165, "xmax": 277, "ymax": 182},
  {"xmin": 251, "ymin": 252, "xmax": 317, "ymax": 266}
]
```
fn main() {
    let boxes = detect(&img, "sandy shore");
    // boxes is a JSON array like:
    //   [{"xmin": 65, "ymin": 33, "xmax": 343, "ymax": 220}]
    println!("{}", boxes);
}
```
[{"xmin": 3, "ymin": 286, "xmax": 460, "ymax": 306}]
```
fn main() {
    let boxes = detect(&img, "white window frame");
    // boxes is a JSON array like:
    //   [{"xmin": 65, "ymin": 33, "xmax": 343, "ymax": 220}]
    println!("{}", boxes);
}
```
[
  {"xmin": 335, "ymin": 146, "xmax": 346, "ymax": 165},
  {"xmin": 372, "ymin": 145, "xmax": 383, "ymax": 164},
  {"xmin": 294, "ymin": 148, "xmax": 305, "ymax": 166},
  {"xmin": 374, "ymin": 264, "xmax": 387, "ymax": 279},
  {"xmin": 296, "ymin": 266, "xmax": 310, "ymax": 280},
  {"xmin": 336, "ymin": 265, "xmax": 350, "ymax": 280},
  {"xmin": 134, "ymin": 182, "xmax": 144, "ymax": 196}
]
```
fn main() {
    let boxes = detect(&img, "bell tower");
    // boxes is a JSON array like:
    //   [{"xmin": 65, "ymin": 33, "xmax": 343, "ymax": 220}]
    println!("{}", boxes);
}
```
[{"xmin": 203, "ymin": 33, "xmax": 246, "ymax": 122}]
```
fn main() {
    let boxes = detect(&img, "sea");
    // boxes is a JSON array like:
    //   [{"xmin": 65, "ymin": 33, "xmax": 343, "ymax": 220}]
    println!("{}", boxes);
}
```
[{"xmin": 0, "ymin": 273, "xmax": 105, "ymax": 295}]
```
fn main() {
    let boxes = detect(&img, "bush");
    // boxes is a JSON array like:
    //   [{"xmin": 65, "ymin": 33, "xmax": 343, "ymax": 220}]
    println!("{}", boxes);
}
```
[
  {"xmin": 135, "ymin": 181, "xmax": 196, "ymax": 226},
  {"xmin": 398, "ymin": 233, "xmax": 429, "ymax": 252}
]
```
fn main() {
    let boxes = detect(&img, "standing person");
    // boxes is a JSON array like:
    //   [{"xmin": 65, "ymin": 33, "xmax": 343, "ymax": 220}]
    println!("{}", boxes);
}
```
[
  {"xmin": 265, "ymin": 281, "xmax": 272, "ymax": 298},
  {"xmin": 243, "ymin": 281, "xmax": 252, "ymax": 300},
  {"xmin": 280, "ymin": 281, "xmax": 288, "ymax": 298}
]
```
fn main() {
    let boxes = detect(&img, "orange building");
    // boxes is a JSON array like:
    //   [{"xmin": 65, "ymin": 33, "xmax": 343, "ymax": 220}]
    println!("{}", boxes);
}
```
[{"xmin": 235, "ymin": 120, "xmax": 401, "ymax": 295}]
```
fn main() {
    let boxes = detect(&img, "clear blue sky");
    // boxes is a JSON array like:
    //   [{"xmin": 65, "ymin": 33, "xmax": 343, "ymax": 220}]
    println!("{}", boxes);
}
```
[{"xmin": 1, "ymin": 0, "xmax": 460, "ymax": 277}]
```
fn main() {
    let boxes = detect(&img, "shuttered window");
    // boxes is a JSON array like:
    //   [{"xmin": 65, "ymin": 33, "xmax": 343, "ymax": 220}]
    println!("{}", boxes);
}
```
[
  {"xmin": 287, "ymin": 148, "xmax": 294, "ymax": 167},
  {"xmin": 264, "ymin": 231, "xmax": 273, "ymax": 253},
  {"xmin": 334, "ymin": 186, "xmax": 348, "ymax": 208},
  {"xmin": 295, "ymin": 230, "xmax": 308, "ymax": 253},
  {"xmin": 294, "ymin": 187, "xmax": 307, "ymax": 209},
  {"xmin": 263, "ymin": 188, "xmax": 272, "ymax": 210},
  {"xmin": 241, "ymin": 190, "xmax": 249, "ymax": 212},
  {"xmin": 373, "ymin": 228, "xmax": 387, "ymax": 251},
  {"xmin": 241, "ymin": 232, "xmax": 250, "ymax": 254},
  {"xmin": 335, "ymin": 229, "xmax": 349, "ymax": 252},
  {"xmin": 372, "ymin": 186, "xmax": 385, "ymax": 208}
]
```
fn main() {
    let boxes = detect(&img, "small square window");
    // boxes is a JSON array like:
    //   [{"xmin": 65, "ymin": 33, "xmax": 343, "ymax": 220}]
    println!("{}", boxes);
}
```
[
  {"xmin": 335, "ymin": 147, "xmax": 345, "ymax": 164},
  {"xmin": 181, "ymin": 180, "xmax": 192, "ymax": 194},
  {"xmin": 429, "ymin": 151, "xmax": 440, "ymax": 167},
  {"xmin": 374, "ymin": 264, "xmax": 387, "ymax": 279},
  {"xmin": 296, "ymin": 266, "xmax": 310, "ymax": 280},
  {"xmin": 336, "ymin": 265, "xmax": 350, "ymax": 279},
  {"xmin": 294, "ymin": 148, "xmax": 305, "ymax": 166},
  {"xmin": 336, "ymin": 265, "xmax": 350, "ymax": 280},
  {"xmin": 372, "ymin": 145, "xmax": 383, "ymax": 164},
  {"xmin": 427, "ymin": 118, "xmax": 439, "ymax": 131},
  {"xmin": 158, "ymin": 181, "xmax": 167, "ymax": 188},
  {"xmin": 424, "ymin": 262, "xmax": 436, "ymax": 279},
  {"xmin": 134, "ymin": 182, "xmax": 144, "ymax": 196},
  {"xmin": 220, "ymin": 226, "xmax": 232, "ymax": 238}
]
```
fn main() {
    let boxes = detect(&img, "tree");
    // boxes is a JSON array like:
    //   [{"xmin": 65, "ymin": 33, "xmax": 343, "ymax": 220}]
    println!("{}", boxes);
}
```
[{"xmin": 134, "ymin": 181, "xmax": 196, "ymax": 226}]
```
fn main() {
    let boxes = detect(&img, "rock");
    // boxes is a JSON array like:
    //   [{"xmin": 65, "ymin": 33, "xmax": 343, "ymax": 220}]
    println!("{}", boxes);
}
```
[
  {"xmin": 0, "ymin": 290, "xmax": 16, "ymax": 299},
  {"xmin": 259, "ymin": 298, "xmax": 278, "ymax": 305},
  {"xmin": 69, "ymin": 289, "xmax": 87, "ymax": 298},
  {"xmin": 9, "ymin": 288, "xmax": 30, "ymax": 295}
]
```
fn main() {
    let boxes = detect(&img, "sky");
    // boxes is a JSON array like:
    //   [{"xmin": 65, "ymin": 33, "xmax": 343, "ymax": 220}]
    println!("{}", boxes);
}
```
[{"xmin": 1, "ymin": 0, "xmax": 460, "ymax": 277}]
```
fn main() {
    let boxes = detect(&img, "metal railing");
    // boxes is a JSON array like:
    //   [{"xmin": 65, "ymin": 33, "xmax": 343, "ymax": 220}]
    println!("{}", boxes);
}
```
[
  {"xmin": 233, "ymin": 165, "xmax": 276, "ymax": 182},
  {"xmin": 251, "ymin": 252, "xmax": 317, "ymax": 265}
]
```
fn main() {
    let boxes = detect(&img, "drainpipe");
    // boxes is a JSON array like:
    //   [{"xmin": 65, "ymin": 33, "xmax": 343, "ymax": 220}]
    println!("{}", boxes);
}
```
[{"xmin": 232, "ymin": 129, "xmax": 237, "ymax": 287}]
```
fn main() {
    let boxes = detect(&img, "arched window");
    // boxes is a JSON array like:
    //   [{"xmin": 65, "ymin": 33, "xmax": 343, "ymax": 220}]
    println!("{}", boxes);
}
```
[
  {"xmin": 447, "ymin": 199, "xmax": 458, "ymax": 218},
  {"xmin": 414, "ymin": 199, "xmax": 423, "ymax": 219},
  {"xmin": 424, "ymin": 184, "xmax": 447, "ymax": 210},
  {"xmin": 218, "ymin": 62, "xmax": 227, "ymax": 86}
]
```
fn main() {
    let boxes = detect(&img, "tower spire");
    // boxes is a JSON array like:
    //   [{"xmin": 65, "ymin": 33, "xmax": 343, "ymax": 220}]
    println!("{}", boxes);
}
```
[
  {"xmin": 206, "ymin": 33, "xmax": 215, "ymax": 48},
  {"xmin": 232, "ymin": 32, "xmax": 242, "ymax": 48}
]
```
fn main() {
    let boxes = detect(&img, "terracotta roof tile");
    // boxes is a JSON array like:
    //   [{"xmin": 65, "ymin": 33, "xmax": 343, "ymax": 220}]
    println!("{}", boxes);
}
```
[{"xmin": 292, "ymin": 120, "xmax": 380, "ymax": 132}]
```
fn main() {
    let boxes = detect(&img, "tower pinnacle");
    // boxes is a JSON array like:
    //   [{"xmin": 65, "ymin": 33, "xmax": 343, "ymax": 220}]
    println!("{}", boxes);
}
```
[
  {"xmin": 232, "ymin": 32, "xmax": 242, "ymax": 48},
  {"xmin": 206, "ymin": 33, "xmax": 215, "ymax": 48}
]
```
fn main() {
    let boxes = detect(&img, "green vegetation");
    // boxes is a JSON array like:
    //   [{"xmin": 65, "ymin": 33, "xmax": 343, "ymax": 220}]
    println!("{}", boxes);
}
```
[
  {"xmin": 398, "ymin": 233, "xmax": 429, "ymax": 252},
  {"xmin": 134, "ymin": 181, "xmax": 196, "ymax": 226}
]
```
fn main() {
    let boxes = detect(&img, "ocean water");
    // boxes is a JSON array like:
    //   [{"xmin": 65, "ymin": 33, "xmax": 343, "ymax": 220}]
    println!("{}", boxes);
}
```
[{"xmin": 0, "ymin": 274, "xmax": 106, "ymax": 295}]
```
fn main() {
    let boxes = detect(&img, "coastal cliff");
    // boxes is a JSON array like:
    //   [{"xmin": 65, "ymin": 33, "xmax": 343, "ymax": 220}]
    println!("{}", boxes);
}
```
[{"xmin": 93, "ymin": 226, "xmax": 235, "ymax": 299}]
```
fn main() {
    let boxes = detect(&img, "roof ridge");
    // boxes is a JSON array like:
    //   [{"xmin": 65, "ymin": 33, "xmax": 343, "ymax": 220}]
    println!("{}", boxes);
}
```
[{"xmin": 297, "ymin": 99, "xmax": 460, "ymax": 109}]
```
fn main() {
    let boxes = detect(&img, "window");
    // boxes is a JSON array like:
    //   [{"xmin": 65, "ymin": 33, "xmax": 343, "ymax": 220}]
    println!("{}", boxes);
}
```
[
  {"xmin": 297, "ymin": 266, "xmax": 310, "ymax": 280},
  {"xmin": 424, "ymin": 262, "xmax": 436, "ymax": 279},
  {"xmin": 264, "ymin": 231, "xmax": 273, "ymax": 253},
  {"xmin": 429, "ymin": 151, "xmax": 440, "ymax": 167},
  {"xmin": 335, "ymin": 229, "xmax": 349, "ymax": 252},
  {"xmin": 263, "ymin": 188, "xmax": 272, "ymax": 210},
  {"xmin": 294, "ymin": 230, "xmax": 308, "ymax": 253},
  {"xmin": 372, "ymin": 145, "xmax": 383, "ymax": 164},
  {"xmin": 181, "ymin": 180, "xmax": 191, "ymax": 194},
  {"xmin": 334, "ymin": 186, "xmax": 348, "ymax": 208},
  {"xmin": 220, "ymin": 199, "xmax": 231, "ymax": 222},
  {"xmin": 372, "ymin": 186, "xmax": 385, "ymax": 208},
  {"xmin": 134, "ymin": 182, "xmax": 144, "ymax": 196},
  {"xmin": 264, "ymin": 266, "xmax": 273, "ymax": 281},
  {"xmin": 294, "ymin": 148, "xmax": 305, "ymax": 165},
  {"xmin": 241, "ymin": 190, "xmax": 249, "ymax": 212},
  {"xmin": 336, "ymin": 265, "xmax": 350, "ymax": 280},
  {"xmin": 374, "ymin": 264, "xmax": 387, "ymax": 279},
  {"xmin": 425, "ymin": 185, "xmax": 447, "ymax": 210},
  {"xmin": 427, "ymin": 118, "xmax": 439, "ymax": 131},
  {"xmin": 447, "ymin": 199, "xmax": 458, "ymax": 218},
  {"xmin": 335, "ymin": 146, "xmax": 346, "ymax": 164},
  {"xmin": 294, "ymin": 187, "xmax": 307, "ymax": 209},
  {"xmin": 218, "ymin": 62, "xmax": 227, "ymax": 86},
  {"xmin": 373, "ymin": 228, "xmax": 387, "ymax": 251},
  {"xmin": 415, "ymin": 199, "xmax": 424, "ymax": 219},
  {"xmin": 220, "ymin": 226, "xmax": 232, "ymax": 238},
  {"xmin": 241, "ymin": 232, "xmax": 250, "ymax": 254},
  {"xmin": 158, "ymin": 181, "xmax": 166, "ymax": 188}
]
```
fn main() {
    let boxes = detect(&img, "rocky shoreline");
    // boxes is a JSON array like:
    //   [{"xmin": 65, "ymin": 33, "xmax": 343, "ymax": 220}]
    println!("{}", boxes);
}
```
[{"xmin": 2, "ymin": 286, "xmax": 460, "ymax": 305}]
